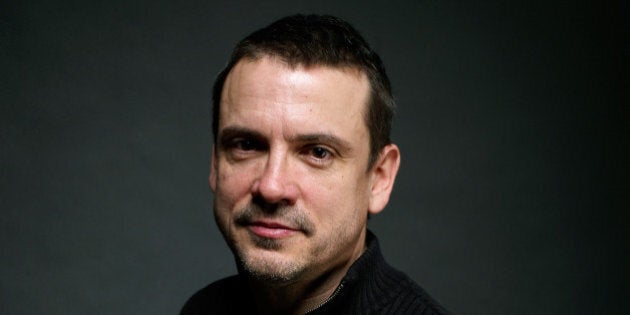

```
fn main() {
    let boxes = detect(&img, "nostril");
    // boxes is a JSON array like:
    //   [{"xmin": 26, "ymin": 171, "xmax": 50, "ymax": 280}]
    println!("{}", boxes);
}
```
[{"xmin": 252, "ymin": 194, "xmax": 282, "ymax": 213}]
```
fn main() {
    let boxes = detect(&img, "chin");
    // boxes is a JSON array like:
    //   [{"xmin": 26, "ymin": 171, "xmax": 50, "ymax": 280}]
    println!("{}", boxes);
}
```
[{"xmin": 237, "ymin": 245, "xmax": 307, "ymax": 283}]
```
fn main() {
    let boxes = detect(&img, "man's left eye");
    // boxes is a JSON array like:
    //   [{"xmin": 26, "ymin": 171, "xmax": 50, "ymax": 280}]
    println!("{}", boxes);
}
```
[
  {"xmin": 311, "ymin": 147, "xmax": 330, "ymax": 159},
  {"xmin": 299, "ymin": 145, "xmax": 336, "ymax": 167}
]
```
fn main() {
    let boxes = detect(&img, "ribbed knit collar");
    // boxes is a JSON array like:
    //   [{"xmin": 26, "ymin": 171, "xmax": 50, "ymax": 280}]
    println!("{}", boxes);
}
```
[{"xmin": 306, "ymin": 229, "xmax": 403, "ymax": 314}]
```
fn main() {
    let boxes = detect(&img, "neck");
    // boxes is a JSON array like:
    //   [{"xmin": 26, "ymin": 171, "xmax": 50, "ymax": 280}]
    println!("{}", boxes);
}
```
[{"xmin": 248, "ymin": 273, "xmax": 341, "ymax": 315}]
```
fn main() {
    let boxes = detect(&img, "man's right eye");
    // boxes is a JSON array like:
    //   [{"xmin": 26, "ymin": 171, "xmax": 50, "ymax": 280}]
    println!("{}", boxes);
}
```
[
  {"xmin": 232, "ymin": 139, "xmax": 258, "ymax": 151},
  {"xmin": 223, "ymin": 139, "xmax": 263, "ymax": 161}
]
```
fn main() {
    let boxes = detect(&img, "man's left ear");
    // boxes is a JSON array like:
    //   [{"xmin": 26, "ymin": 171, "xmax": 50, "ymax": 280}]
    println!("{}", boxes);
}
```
[{"xmin": 368, "ymin": 144, "xmax": 401, "ymax": 215}]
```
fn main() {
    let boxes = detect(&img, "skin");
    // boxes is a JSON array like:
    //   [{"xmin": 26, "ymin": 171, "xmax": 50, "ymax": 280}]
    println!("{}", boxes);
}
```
[{"xmin": 210, "ymin": 56, "xmax": 400, "ymax": 314}]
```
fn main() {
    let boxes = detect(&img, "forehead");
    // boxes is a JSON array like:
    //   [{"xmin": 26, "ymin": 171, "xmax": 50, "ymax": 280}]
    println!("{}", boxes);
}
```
[{"xmin": 219, "ymin": 57, "xmax": 371, "ymax": 136}]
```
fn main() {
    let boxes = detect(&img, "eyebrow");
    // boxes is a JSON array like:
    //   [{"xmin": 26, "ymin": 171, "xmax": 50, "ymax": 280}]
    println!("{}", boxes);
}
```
[
  {"xmin": 218, "ymin": 126, "xmax": 266, "ymax": 145},
  {"xmin": 219, "ymin": 126, "xmax": 264, "ymax": 140}
]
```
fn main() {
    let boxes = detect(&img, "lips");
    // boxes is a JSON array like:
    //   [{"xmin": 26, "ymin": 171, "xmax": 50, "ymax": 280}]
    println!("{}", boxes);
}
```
[{"xmin": 247, "ymin": 220, "xmax": 300, "ymax": 239}]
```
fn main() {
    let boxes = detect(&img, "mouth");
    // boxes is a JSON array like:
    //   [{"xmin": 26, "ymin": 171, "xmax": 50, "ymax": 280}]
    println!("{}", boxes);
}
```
[{"xmin": 247, "ymin": 220, "xmax": 301, "ymax": 239}]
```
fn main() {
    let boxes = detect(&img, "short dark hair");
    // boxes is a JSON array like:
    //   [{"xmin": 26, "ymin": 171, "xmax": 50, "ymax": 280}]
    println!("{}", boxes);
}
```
[{"xmin": 212, "ymin": 14, "xmax": 395, "ymax": 169}]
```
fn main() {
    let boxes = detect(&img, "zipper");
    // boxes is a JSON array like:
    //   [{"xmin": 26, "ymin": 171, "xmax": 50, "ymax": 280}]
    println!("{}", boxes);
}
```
[{"xmin": 304, "ymin": 281, "xmax": 345, "ymax": 314}]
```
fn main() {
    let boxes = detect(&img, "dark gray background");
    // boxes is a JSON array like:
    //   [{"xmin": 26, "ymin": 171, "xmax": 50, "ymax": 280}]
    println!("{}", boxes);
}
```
[{"xmin": 1, "ymin": 0, "xmax": 627, "ymax": 314}]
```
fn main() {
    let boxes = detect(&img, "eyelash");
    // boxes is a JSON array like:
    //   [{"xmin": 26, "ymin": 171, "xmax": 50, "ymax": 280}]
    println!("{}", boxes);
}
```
[
  {"xmin": 232, "ymin": 139, "xmax": 259, "ymax": 151},
  {"xmin": 306, "ymin": 146, "xmax": 332, "ymax": 159},
  {"xmin": 223, "ymin": 138, "xmax": 265, "ymax": 159},
  {"xmin": 301, "ymin": 145, "xmax": 335, "ymax": 167}
]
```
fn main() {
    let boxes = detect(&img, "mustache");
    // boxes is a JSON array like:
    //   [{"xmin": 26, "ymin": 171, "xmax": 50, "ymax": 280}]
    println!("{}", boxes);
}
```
[{"xmin": 234, "ymin": 204, "xmax": 315, "ymax": 236}]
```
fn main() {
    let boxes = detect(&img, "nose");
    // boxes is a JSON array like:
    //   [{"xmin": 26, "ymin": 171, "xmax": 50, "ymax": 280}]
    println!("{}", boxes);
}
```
[{"xmin": 251, "ymin": 149, "xmax": 299, "ymax": 206}]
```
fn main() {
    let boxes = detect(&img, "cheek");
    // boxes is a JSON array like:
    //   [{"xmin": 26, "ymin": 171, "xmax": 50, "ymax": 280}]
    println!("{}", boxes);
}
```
[
  {"xmin": 307, "ymin": 172, "xmax": 370, "ymax": 221},
  {"xmin": 215, "ymin": 163, "xmax": 257, "ymax": 209}
]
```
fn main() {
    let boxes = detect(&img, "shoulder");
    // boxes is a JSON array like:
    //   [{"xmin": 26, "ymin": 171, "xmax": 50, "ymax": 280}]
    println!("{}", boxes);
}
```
[
  {"xmin": 349, "ymin": 231, "xmax": 451, "ymax": 314},
  {"xmin": 180, "ymin": 275, "xmax": 254, "ymax": 315}
]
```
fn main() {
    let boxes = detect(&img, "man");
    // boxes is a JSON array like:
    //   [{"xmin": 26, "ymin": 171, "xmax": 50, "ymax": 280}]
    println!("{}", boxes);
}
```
[{"xmin": 182, "ymin": 14, "xmax": 450, "ymax": 315}]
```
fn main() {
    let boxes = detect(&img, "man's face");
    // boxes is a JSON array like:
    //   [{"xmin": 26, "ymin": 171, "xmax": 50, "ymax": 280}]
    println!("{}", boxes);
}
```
[{"xmin": 210, "ymin": 56, "xmax": 386, "ymax": 283}]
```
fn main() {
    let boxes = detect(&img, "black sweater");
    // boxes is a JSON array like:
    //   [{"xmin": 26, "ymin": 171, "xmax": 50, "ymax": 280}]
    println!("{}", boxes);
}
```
[{"xmin": 181, "ymin": 231, "xmax": 451, "ymax": 314}]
